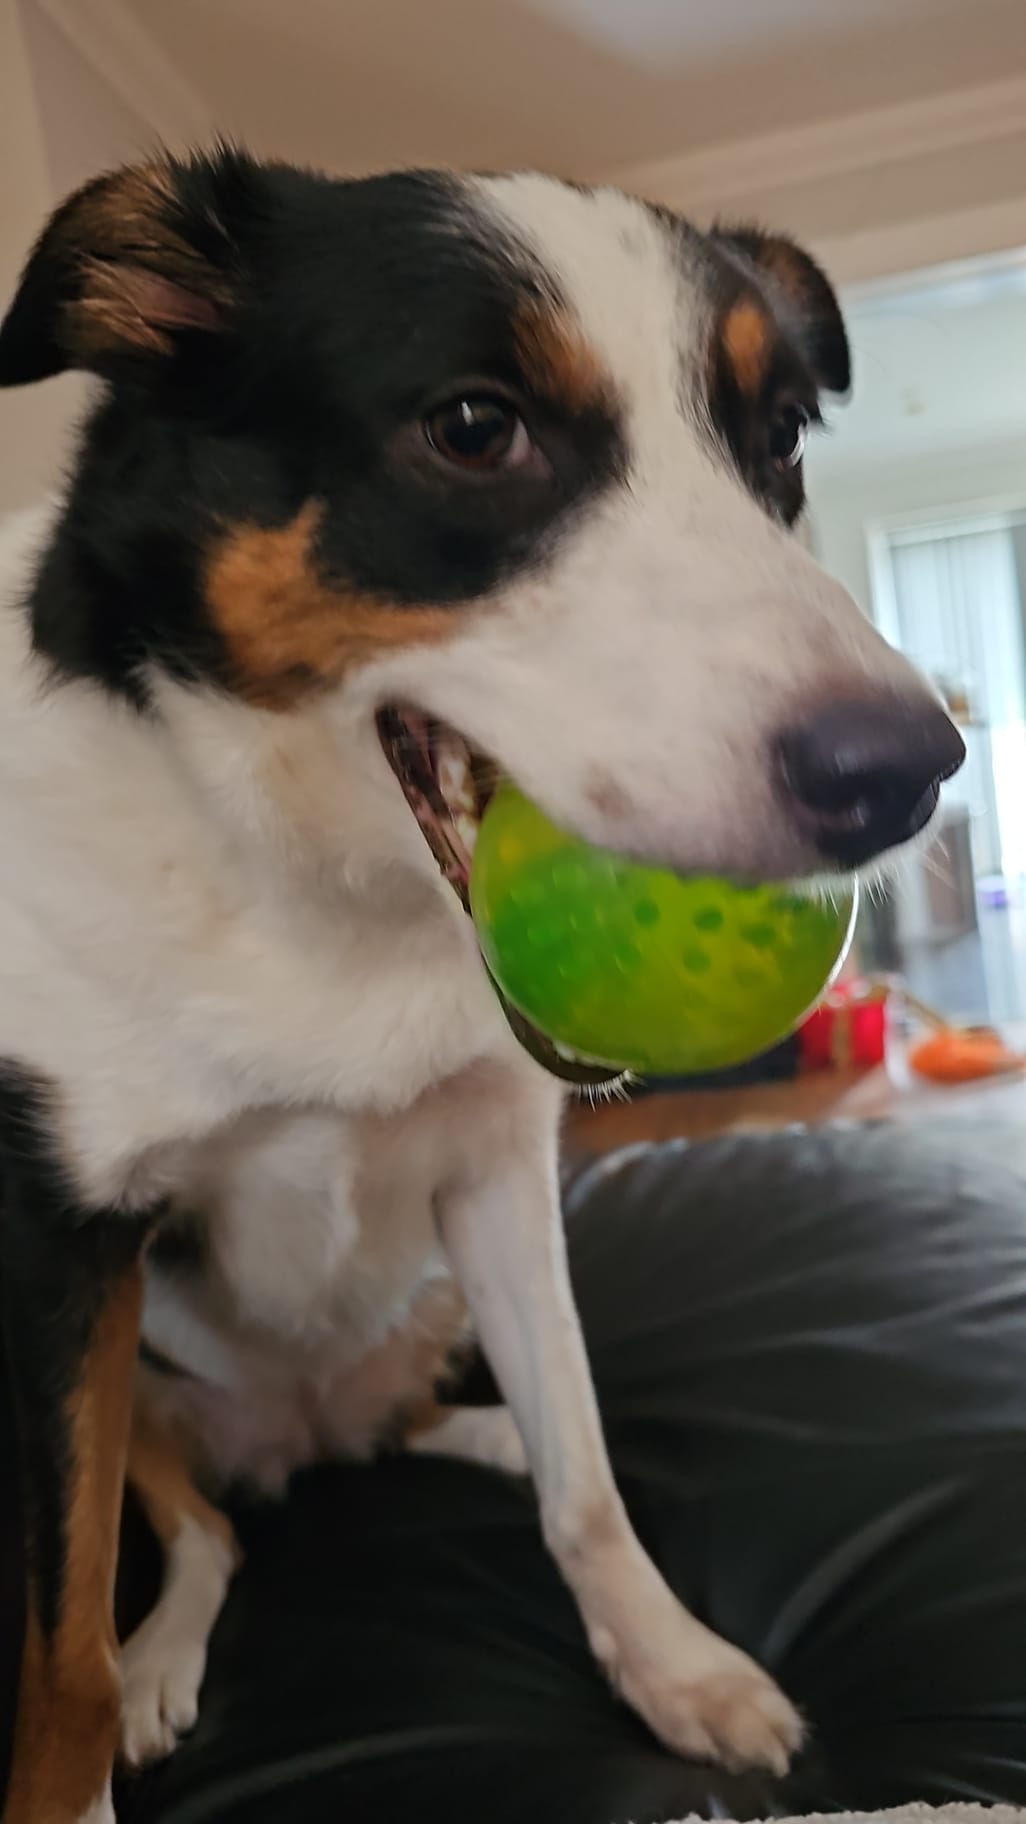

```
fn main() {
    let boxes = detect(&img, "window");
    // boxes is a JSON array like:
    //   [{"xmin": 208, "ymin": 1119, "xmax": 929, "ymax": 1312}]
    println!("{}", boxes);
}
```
[{"xmin": 875, "ymin": 513, "xmax": 1026, "ymax": 880}]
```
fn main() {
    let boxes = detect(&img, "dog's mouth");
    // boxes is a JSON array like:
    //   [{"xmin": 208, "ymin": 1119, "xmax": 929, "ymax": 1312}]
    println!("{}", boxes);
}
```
[
  {"xmin": 377, "ymin": 705, "xmax": 494, "ymax": 912},
  {"xmin": 377, "ymin": 706, "xmax": 625, "ymax": 1089}
]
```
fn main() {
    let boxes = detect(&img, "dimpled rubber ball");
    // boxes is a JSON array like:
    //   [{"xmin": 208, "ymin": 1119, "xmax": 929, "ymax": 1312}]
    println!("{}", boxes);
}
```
[{"xmin": 470, "ymin": 784, "xmax": 856, "ymax": 1076}]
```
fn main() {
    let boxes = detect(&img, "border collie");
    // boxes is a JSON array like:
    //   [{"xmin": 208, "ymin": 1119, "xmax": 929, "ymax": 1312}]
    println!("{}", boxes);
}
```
[{"xmin": 0, "ymin": 148, "xmax": 962, "ymax": 1824}]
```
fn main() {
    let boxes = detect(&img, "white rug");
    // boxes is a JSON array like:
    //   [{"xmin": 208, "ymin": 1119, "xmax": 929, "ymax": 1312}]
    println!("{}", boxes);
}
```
[{"xmin": 671, "ymin": 1807, "xmax": 1025, "ymax": 1823}]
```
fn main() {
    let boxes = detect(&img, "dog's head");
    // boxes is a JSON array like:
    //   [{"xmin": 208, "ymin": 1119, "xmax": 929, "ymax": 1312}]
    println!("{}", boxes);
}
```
[{"xmin": 0, "ymin": 149, "xmax": 962, "ymax": 887}]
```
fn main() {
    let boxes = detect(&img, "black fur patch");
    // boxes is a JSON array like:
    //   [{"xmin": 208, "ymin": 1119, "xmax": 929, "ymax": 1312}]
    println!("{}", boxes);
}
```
[
  {"xmin": 702, "ymin": 226, "xmax": 851, "ymax": 527},
  {"xmin": 706, "ymin": 304, "xmax": 821, "ymax": 528},
  {"xmin": 0, "ymin": 152, "xmax": 626, "ymax": 708},
  {"xmin": 148, "ymin": 1206, "xmax": 208, "ymax": 1279},
  {"xmin": 137, "ymin": 1340, "xmax": 193, "ymax": 1381},
  {"xmin": 714, "ymin": 223, "xmax": 851, "ymax": 395},
  {"xmin": 0, "ymin": 1067, "xmax": 151, "ymax": 1639},
  {"xmin": 0, "ymin": 153, "xmax": 850, "ymax": 705}
]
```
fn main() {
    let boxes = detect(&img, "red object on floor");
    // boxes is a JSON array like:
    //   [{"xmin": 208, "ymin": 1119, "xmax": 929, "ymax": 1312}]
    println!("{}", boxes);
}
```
[{"xmin": 799, "ymin": 978, "xmax": 888, "ymax": 1071}]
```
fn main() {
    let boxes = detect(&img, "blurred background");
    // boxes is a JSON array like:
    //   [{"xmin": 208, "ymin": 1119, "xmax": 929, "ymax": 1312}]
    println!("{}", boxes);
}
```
[{"xmin": 2, "ymin": 0, "xmax": 1026, "ymax": 1026}]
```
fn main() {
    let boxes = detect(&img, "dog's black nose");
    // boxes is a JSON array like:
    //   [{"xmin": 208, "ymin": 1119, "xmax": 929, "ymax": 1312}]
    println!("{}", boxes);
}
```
[{"xmin": 778, "ymin": 698, "xmax": 966, "ymax": 866}]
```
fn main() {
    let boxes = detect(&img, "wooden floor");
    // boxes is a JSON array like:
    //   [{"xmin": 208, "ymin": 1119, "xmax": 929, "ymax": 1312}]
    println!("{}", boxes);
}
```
[
  {"xmin": 565, "ymin": 1055, "xmax": 1026, "ymax": 1156},
  {"xmin": 565, "ymin": 1066, "xmax": 875, "ymax": 1155}
]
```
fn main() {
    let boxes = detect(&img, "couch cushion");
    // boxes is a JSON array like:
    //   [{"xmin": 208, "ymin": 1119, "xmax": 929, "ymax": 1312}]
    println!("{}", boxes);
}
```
[{"xmin": 7, "ymin": 1121, "xmax": 1026, "ymax": 1822}]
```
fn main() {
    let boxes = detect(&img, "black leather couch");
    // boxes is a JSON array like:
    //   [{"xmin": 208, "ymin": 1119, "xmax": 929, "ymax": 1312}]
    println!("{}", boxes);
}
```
[{"xmin": 4, "ymin": 1119, "xmax": 1026, "ymax": 1822}]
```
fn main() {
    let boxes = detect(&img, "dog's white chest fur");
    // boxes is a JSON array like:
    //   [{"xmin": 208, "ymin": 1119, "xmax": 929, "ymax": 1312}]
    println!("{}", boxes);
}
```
[
  {"xmin": 142, "ymin": 1097, "xmax": 479, "ymax": 1492},
  {"xmin": 0, "ymin": 506, "xmax": 518, "ymax": 1192},
  {"xmin": 0, "ymin": 506, "xmax": 540, "ymax": 1493}
]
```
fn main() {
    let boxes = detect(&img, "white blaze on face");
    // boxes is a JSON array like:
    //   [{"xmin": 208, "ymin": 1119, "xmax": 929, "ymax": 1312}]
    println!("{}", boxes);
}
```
[{"xmin": 362, "ymin": 174, "xmax": 940, "ymax": 882}]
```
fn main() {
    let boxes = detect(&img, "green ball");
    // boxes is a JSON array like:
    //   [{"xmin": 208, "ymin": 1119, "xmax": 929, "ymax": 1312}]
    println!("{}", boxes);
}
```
[{"xmin": 471, "ymin": 785, "xmax": 856, "ymax": 1076}]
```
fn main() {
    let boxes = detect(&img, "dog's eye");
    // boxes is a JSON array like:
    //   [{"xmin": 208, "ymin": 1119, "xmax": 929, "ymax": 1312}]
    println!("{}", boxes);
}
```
[
  {"xmin": 424, "ymin": 395, "xmax": 531, "ymax": 472},
  {"xmin": 769, "ymin": 403, "xmax": 808, "ymax": 471}
]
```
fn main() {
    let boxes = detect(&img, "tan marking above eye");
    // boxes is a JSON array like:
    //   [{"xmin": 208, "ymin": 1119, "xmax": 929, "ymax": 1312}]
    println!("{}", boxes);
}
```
[
  {"xmin": 204, "ymin": 501, "xmax": 456, "ymax": 711},
  {"xmin": 721, "ymin": 297, "xmax": 775, "ymax": 397},
  {"xmin": 513, "ymin": 301, "xmax": 614, "ymax": 414}
]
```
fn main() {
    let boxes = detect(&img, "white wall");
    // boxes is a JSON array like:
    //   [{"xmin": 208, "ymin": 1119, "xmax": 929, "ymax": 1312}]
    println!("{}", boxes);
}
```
[
  {"xmin": 809, "ymin": 435, "xmax": 1026, "ymax": 616},
  {"xmin": 20, "ymin": 2, "xmax": 157, "ymax": 199},
  {"xmin": 3, "ymin": 0, "xmax": 1025, "ymax": 518},
  {"xmin": 0, "ymin": 0, "xmax": 87, "ymax": 512},
  {"xmin": 0, "ymin": 2, "xmax": 158, "ymax": 515}
]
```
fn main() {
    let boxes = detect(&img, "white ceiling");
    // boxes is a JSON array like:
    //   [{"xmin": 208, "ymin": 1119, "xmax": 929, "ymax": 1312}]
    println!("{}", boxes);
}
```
[
  {"xmin": 122, "ymin": 0, "xmax": 1026, "ymax": 179},
  {"xmin": 522, "ymin": 0, "xmax": 940, "ymax": 70},
  {"xmin": 114, "ymin": 0, "xmax": 1026, "ymax": 483},
  {"xmin": 7, "ymin": 0, "xmax": 1025, "ymax": 518},
  {"xmin": 810, "ymin": 255, "xmax": 1026, "ymax": 484}
]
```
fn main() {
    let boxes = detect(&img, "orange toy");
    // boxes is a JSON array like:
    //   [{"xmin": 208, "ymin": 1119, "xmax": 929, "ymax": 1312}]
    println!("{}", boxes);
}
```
[{"xmin": 908, "ymin": 1026, "xmax": 1023, "ymax": 1084}]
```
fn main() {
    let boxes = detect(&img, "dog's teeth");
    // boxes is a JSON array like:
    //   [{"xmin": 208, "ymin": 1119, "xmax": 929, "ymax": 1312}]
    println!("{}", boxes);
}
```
[
  {"xmin": 437, "ymin": 740, "xmax": 475, "ymax": 819},
  {"xmin": 454, "ymin": 811, "xmax": 479, "ymax": 856}
]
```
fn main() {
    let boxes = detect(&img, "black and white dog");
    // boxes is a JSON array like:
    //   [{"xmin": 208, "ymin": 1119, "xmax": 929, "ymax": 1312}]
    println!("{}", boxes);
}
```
[{"xmin": 0, "ymin": 149, "xmax": 962, "ymax": 1824}]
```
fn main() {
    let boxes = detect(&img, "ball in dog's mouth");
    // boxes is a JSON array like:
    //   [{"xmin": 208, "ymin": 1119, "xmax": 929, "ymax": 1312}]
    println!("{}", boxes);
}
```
[{"xmin": 376, "ymin": 705, "xmax": 625, "ymax": 1090}]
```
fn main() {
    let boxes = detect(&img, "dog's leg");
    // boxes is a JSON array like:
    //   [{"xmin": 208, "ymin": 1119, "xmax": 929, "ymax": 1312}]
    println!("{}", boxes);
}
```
[
  {"xmin": 407, "ymin": 1407, "xmax": 528, "ymax": 1478},
  {"xmin": 437, "ymin": 1116, "xmax": 803, "ymax": 1774},
  {"xmin": 119, "ymin": 1401, "xmax": 239, "ymax": 1768},
  {"xmin": 1, "ymin": 1174, "xmax": 146, "ymax": 1824}
]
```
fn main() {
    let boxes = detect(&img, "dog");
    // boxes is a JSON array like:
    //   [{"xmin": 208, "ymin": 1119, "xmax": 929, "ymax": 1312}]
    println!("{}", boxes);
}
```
[{"xmin": 0, "ymin": 148, "xmax": 963, "ymax": 1824}]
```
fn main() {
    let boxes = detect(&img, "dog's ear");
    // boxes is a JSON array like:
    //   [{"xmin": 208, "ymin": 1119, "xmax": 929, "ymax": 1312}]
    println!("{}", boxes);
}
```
[
  {"xmin": 714, "ymin": 224, "xmax": 851, "ymax": 396},
  {"xmin": 0, "ymin": 147, "xmax": 262, "ymax": 388}
]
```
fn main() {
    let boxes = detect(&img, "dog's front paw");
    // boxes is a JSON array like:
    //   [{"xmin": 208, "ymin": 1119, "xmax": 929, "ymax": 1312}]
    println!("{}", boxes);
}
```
[
  {"xmin": 119, "ymin": 1626, "xmax": 207, "ymax": 1767},
  {"xmin": 590, "ymin": 1611, "xmax": 803, "ymax": 1775}
]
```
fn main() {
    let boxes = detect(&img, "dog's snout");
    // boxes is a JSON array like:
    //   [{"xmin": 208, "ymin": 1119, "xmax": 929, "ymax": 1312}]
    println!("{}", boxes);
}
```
[{"xmin": 777, "ymin": 698, "xmax": 966, "ymax": 867}]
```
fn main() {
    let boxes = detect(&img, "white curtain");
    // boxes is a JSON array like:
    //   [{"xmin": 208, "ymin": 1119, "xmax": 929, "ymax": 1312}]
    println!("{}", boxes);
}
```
[{"xmin": 889, "ymin": 524, "xmax": 1026, "ymax": 877}]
